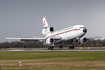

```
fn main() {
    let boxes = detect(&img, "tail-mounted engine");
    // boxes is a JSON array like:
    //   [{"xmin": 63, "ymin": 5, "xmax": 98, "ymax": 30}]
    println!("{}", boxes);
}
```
[
  {"xmin": 46, "ymin": 38, "xmax": 54, "ymax": 44},
  {"xmin": 42, "ymin": 27, "xmax": 54, "ymax": 35},
  {"xmin": 76, "ymin": 38, "xmax": 87, "ymax": 44}
]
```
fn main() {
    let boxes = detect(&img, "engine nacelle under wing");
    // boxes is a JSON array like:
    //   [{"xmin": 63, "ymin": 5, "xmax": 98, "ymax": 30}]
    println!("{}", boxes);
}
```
[
  {"xmin": 42, "ymin": 27, "xmax": 54, "ymax": 35},
  {"xmin": 46, "ymin": 38, "xmax": 54, "ymax": 45},
  {"xmin": 76, "ymin": 38, "xmax": 87, "ymax": 44}
]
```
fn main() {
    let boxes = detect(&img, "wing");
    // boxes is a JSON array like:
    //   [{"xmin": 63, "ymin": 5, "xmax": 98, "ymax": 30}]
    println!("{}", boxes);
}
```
[
  {"xmin": 6, "ymin": 36, "xmax": 62, "ymax": 42},
  {"xmin": 6, "ymin": 37, "xmax": 46, "ymax": 41},
  {"xmin": 55, "ymin": 39, "xmax": 64, "ymax": 44},
  {"xmin": 85, "ymin": 36, "xmax": 101, "ymax": 40},
  {"xmin": 55, "ymin": 36, "xmax": 101, "ymax": 44}
]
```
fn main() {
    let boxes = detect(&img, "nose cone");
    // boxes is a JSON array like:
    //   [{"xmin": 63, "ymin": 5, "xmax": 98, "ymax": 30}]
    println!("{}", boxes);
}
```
[{"xmin": 83, "ymin": 28, "xmax": 87, "ymax": 33}]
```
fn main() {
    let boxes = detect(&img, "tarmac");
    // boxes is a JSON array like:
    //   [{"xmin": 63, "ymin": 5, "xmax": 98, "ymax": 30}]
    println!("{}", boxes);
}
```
[{"xmin": 0, "ymin": 48, "xmax": 105, "ymax": 51}]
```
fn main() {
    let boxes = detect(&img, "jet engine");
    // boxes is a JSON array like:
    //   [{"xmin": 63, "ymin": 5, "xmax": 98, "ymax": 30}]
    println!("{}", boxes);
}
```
[
  {"xmin": 76, "ymin": 38, "xmax": 87, "ymax": 44},
  {"xmin": 46, "ymin": 38, "xmax": 54, "ymax": 44},
  {"xmin": 42, "ymin": 27, "xmax": 54, "ymax": 35}
]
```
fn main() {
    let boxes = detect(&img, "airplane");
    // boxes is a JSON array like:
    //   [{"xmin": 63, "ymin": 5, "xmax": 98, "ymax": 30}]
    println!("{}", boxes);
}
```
[{"xmin": 6, "ymin": 16, "xmax": 99, "ymax": 49}]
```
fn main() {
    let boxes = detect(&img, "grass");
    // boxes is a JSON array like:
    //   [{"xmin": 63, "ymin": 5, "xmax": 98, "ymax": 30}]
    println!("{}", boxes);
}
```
[{"xmin": 0, "ymin": 51, "xmax": 105, "ymax": 70}]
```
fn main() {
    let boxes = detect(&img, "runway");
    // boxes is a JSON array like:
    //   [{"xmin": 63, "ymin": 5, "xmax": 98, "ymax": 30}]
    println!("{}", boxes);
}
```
[{"xmin": 0, "ymin": 49, "xmax": 105, "ymax": 51}]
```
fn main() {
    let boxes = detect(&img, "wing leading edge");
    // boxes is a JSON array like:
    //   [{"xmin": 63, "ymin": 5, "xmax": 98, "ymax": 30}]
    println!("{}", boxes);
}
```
[
  {"xmin": 6, "ymin": 37, "xmax": 46, "ymax": 41},
  {"xmin": 84, "ymin": 36, "xmax": 101, "ymax": 40}
]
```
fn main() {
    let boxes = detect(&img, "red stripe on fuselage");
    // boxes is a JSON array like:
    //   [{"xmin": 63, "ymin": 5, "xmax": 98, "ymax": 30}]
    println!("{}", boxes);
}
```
[{"xmin": 48, "ymin": 29, "xmax": 80, "ymax": 37}]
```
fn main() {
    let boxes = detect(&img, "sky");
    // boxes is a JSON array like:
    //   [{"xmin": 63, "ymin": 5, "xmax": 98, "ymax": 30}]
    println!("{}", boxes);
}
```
[{"xmin": 0, "ymin": 0, "xmax": 105, "ymax": 42}]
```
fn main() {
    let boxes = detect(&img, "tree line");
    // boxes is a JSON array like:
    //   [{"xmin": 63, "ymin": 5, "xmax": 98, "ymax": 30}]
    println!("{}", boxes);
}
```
[{"xmin": 0, "ymin": 39, "xmax": 105, "ymax": 48}]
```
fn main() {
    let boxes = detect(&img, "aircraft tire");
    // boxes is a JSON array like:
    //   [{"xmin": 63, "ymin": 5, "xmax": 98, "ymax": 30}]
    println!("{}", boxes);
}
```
[
  {"xmin": 51, "ymin": 46, "xmax": 54, "ymax": 49},
  {"xmin": 69, "ymin": 46, "xmax": 74, "ymax": 49},
  {"xmin": 69, "ymin": 46, "xmax": 71, "ymax": 49},
  {"xmin": 48, "ymin": 46, "xmax": 54, "ymax": 50},
  {"xmin": 48, "ymin": 46, "xmax": 51, "ymax": 50},
  {"xmin": 71, "ymin": 46, "xmax": 74, "ymax": 49},
  {"xmin": 59, "ymin": 46, "xmax": 62, "ymax": 49}
]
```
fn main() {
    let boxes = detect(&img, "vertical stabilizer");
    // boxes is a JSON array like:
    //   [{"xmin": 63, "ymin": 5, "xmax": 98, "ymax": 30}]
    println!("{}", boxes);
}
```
[{"xmin": 42, "ymin": 16, "xmax": 49, "ymax": 28}]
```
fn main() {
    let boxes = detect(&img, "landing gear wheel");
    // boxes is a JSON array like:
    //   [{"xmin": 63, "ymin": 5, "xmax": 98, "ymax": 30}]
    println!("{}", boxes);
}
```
[
  {"xmin": 69, "ymin": 46, "xmax": 74, "ymax": 49},
  {"xmin": 48, "ymin": 46, "xmax": 54, "ymax": 50},
  {"xmin": 71, "ymin": 46, "xmax": 74, "ymax": 49},
  {"xmin": 48, "ymin": 46, "xmax": 50, "ymax": 50},
  {"xmin": 69, "ymin": 46, "xmax": 71, "ymax": 49},
  {"xmin": 59, "ymin": 46, "xmax": 62, "ymax": 49},
  {"xmin": 51, "ymin": 46, "xmax": 54, "ymax": 49}
]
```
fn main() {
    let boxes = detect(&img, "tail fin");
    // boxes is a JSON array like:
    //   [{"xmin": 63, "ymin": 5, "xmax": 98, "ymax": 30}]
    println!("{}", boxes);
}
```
[{"xmin": 42, "ymin": 16, "xmax": 49, "ymax": 28}]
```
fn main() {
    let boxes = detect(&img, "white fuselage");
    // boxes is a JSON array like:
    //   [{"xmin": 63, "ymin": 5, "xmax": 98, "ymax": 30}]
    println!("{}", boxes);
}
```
[{"xmin": 46, "ymin": 25, "xmax": 86, "ymax": 40}]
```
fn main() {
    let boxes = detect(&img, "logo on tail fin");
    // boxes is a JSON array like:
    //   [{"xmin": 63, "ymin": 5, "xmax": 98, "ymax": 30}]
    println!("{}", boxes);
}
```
[
  {"xmin": 42, "ymin": 16, "xmax": 49, "ymax": 28},
  {"xmin": 44, "ymin": 20, "xmax": 46, "ymax": 25}
]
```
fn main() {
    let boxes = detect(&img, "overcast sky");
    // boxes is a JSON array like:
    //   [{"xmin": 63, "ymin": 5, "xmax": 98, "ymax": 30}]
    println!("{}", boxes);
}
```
[{"xmin": 0, "ymin": 0, "xmax": 105, "ymax": 42}]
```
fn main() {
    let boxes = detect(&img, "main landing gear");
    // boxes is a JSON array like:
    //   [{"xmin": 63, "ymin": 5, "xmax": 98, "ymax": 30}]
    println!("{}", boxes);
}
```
[
  {"xmin": 59, "ymin": 43, "xmax": 63, "ymax": 49},
  {"xmin": 69, "ymin": 45, "xmax": 74, "ymax": 49},
  {"xmin": 59, "ymin": 45, "xmax": 62, "ymax": 49},
  {"xmin": 48, "ymin": 46, "xmax": 54, "ymax": 50},
  {"xmin": 48, "ymin": 45, "xmax": 74, "ymax": 50}
]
